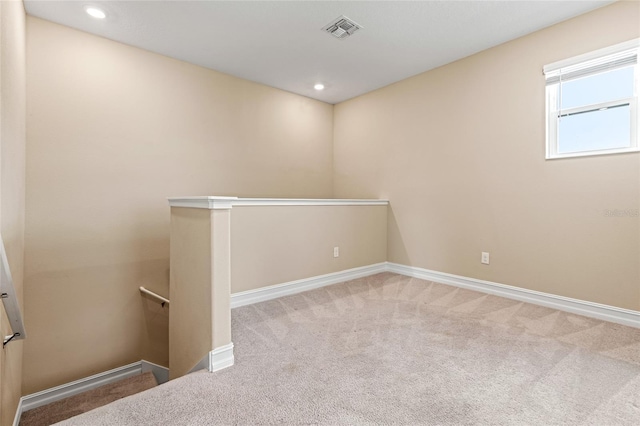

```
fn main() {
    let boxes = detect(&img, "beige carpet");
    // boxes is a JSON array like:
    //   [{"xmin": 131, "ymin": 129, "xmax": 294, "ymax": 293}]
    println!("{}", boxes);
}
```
[
  {"xmin": 59, "ymin": 273, "xmax": 640, "ymax": 425},
  {"xmin": 20, "ymin": 372, "xmax": 158, "ymax": 426}
]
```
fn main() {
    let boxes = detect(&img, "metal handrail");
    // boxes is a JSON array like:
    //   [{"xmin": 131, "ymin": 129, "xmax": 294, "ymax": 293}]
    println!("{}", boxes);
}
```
[
  {"xmin": 139, "ymin": 286, "xmax": 170, "ymax": 307},
  {"xmin": 1, "ymin": 234, "xmax": 26, "ymax": 347}
]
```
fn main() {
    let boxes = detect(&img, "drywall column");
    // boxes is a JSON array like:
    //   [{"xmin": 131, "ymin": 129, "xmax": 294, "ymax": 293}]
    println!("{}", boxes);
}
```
[{"xmin": 168, "ymin": 197, "xmax": 236, "ymax": 379}]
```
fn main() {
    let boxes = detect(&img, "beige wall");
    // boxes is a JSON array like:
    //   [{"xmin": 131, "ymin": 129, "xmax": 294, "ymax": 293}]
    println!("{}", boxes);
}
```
[
  {"xmin": 334, "ymin": 1, "xmax": 640, "ymax": 310},
  {"xmin": 21, "ymin": 0, "xmax": 640, "ymax": 399},
  {"xmin": 169, "ymin": 207, "xmax": 232, "ymax": 379},
  {"xmin": 169, "ymin": 208, "xmax": 212, "ymax": 378},
  {"xmin": 24, "ymin": 17, "xmax": 333, "ymax": 394},
  {"xmin": 0, "ymin": 1, "xmax": 26, "ymax": 425},
  {"xmin": 169, "ymin": 207, "xmax": 234, "ymax": 379},
  {"xmin": 231, "ymin": 205, "xmax": 387, "ymax": 293},
  {"xmin": 168, "ymin": 202, "xmax": 385, "ymax": 375}
]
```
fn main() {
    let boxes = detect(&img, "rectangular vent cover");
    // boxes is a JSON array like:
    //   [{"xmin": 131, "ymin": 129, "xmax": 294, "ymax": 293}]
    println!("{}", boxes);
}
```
[{"xmin": 322, "ymin": 15, "xmax": 363, "ymax": 40}]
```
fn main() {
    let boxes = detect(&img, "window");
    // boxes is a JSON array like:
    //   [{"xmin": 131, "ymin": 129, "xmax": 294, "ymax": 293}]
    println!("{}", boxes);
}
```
[{"xmin": 544, "ymin": 39, "xmax": 639, "ymax": 159}]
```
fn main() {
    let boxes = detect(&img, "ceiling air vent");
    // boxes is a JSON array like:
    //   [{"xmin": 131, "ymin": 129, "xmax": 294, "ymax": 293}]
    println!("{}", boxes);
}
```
[{"xmin": 322, "ymin": 15, "xmax": 363, "ymax": 40}]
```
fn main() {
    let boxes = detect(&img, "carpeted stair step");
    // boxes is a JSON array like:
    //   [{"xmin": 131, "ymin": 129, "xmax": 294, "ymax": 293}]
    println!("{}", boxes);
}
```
[{"xmin": 20, "ymin": 371, "xmax": 158, "ymax": 426}]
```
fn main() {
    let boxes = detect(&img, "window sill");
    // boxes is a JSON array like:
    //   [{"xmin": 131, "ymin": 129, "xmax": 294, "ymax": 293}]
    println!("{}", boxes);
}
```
[{"xmin": 546, "ymin": 146, "xmax": 640, "ymax": 160}]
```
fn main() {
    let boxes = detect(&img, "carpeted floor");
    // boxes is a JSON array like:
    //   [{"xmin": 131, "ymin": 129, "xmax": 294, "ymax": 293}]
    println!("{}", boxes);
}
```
[
  {"xmin": 58, "ymin": 273, "xmax": 640, "ymax": 425},
  {"xmin": 21, "ymin": 371, "xmax": 158, "ymax": 426}
]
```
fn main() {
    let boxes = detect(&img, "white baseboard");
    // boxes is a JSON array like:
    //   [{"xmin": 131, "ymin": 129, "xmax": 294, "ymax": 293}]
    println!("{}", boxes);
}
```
[
  {"xmin": 387, "ymin": 262, "xmax": 640, "ymax": 329},
  {"xmin": 12, "ymin": 397, "xmax": 23, "ymax": 426},
  {"xmin": 230, "ymin": 262, "xmax": 388, "ymax": 308},
  {"xmin": 187, "ymin": 342, "xmax": 235, "ymax": 374},
  {"xmin": 230, "ymin": 261, "xmax": 639, "ymax": 328},
  {"xmin": 16, "ymin": 359, "xmax": 170, "ymax": 425},
  {"xmin": 12, "ymin": 262, "xmax": 638, "ymax": 425},
  {"xmin": 20, "ymin": 361, "xmax": 142, "ymax": 414},
  {"xmin": 209, "ymin": 342, "xmax": 235, "ymax": 372}
]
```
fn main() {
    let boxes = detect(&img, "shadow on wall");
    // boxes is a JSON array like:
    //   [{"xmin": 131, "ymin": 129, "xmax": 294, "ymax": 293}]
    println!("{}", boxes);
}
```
[
  {"xmin": 140, "ymin": 293, "xmax": 169, "ymax": 369},
  {"xmin": 22, "ymin": 258, "xmax": 169, "ymax": 394},
  {"xmin": 387, "ymin": 207, "xmax": 409, "ymax": 266},
  {"xmin": 137, "ymin": 260, "xmax": 169, "ymax": 368}
]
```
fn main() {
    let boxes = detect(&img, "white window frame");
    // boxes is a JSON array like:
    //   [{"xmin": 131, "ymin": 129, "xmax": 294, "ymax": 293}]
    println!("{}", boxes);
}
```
[{"xmin": 544, "ymin": 39, "xmax": 640, "ymax": 160}]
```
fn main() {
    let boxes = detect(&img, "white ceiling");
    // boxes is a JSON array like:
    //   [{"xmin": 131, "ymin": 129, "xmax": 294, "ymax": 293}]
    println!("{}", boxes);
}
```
[{"xmin": 24, "ymin": 1, "xmax": 615, "ymax": 104}]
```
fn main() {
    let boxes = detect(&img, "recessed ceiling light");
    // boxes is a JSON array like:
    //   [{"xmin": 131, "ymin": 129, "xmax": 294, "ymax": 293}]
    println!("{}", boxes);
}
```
[
  {"xmin": 85, "ymin": 6, "xmax": 106, "ymax": 19},
  {"xmin": 314, "ymin": 83, "xmax": 325, "ymax": 91}
]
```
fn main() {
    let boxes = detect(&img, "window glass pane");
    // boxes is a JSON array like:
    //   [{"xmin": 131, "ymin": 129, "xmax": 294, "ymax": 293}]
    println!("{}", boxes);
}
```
[
  {"xmin": 558, "ymin": 105, "xmax": 631, "ymax": 153},
  {"xmin": 560, "ymin": 66, "xmax": 634, "ymax": 110}
]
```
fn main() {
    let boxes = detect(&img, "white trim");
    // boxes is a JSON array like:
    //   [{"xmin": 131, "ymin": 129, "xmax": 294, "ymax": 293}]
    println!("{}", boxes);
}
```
[
  {"xmin": 188, "ymin": 343, "xmax": 235, "ymax": 374},
  {"xmin": 12, "ymin": 263, "xmax": 639, "ymax": 425},
  {"xmin": 544, "ymin": 38, "xmax": 639, "ymax": 74},
  {"xmin": 546, "ymin": 91, "xmax": 639, "ymax": 160},
  {"xmin": 141, "ymin": 359, "xmax": 170, "ymax": 385},
  {"xmin": 209, "ymin": 342, "xmax": 235, "ymax": 372},
  {"xmin": 168, "ymin": 196, "xmax": 237, "ymax": 209},
  {"xmin": 12, "ymin": 397, "xmax": 23, "ymax": 426},
  {"xmin": 546, "ymin": 146, "xmax": 640, "ymax": 160},
  {"xmin": 232, "ymin": 198, "xmax": 389, "ymax": 207},
  {"xmin": 16, "ymin": 360, "xmax": 170, "ymax": 421},
  {"xmin": 230, "ymin": 262, "xmax": 388, "ymax": 308},
  {"xmin": 20, "ymin": 361, "xmax": 143, "ymax": 413},
  {"xmin": 544, "ymin": 41, "xmax": 639, "ymax": 160},
  {"xmin": 230, "ymin": 261, "xmax": 639, "ymax": 328},
  {"xmin": 387, "ymin": 262, "xmax": 640, "ymax": 329},
  {"xmin": 168, "ymin": 196, "xmax": 388, "ymax": 209}
]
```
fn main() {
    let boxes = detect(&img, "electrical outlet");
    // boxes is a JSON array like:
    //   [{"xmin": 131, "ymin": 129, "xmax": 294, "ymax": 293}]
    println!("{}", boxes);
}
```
[
  {"xmin": 481, "ymin": 252, "xmax": 490, "ymax": 265},
  {"xmin": 333, "ymin": 247, "xmax": 339, "ymax": 258}
]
